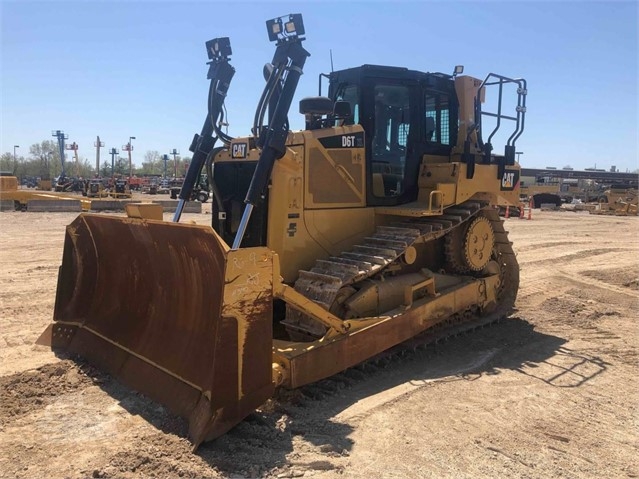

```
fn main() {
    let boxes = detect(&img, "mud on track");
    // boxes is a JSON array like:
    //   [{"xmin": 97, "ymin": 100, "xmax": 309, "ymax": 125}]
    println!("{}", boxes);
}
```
[{"xmin": 1, "ymin": 209, "xmax": 638, "ymax": 478}]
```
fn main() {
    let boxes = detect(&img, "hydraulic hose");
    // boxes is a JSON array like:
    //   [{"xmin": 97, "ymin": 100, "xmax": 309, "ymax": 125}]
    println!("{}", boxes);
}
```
[
  {"xmin": 232, "ymin": 39, "xmax": 310, "ymax": 249},
  {"xmin": 252, "ymin": 62, "xmax": 285, "ymax": 142},
  {"xmin": 174, "ymin": 43, "xmax": 235, "ymax": 222}
]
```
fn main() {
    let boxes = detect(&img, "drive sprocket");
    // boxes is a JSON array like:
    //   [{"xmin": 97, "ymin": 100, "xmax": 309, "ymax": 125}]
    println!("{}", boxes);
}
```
[
  {"xmin": 445, "ymin": 214, "xmax": 495, "ymax": 273},
  {"xmin": 463, "ymin": 216, "xmax": 495, "ymax": 271}
]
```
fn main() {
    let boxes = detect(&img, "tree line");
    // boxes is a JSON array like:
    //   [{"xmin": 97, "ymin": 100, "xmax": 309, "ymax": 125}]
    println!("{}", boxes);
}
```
[{"xmin": 1, "ymin": 140, "xmax": 192, "ymax": 180}]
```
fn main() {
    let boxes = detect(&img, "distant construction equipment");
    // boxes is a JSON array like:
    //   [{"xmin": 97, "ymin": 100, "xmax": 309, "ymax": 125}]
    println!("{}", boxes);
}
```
[
  {"xmin": 51, "ymin": 130, "xmax": 68, "ymax": 177},
  {"xmin": 94, "ymin": 136, "xmax": 104, "ymax": 176},
  {"xmin": 65, "ymin": 142, "xmax": 79, "ymax": 175}
]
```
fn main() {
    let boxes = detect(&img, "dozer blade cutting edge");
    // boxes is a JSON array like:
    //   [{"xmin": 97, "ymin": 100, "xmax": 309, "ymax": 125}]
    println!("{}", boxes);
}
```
[{"xmin": 37, "ymin": 213, "xmax": 275, "ymax": 448}]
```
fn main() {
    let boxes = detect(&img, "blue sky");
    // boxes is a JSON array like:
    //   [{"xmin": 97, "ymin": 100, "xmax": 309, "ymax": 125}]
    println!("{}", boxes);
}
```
[{"xmin": 1, "ymin": 1, "xmax": 637, "ymax": 172}]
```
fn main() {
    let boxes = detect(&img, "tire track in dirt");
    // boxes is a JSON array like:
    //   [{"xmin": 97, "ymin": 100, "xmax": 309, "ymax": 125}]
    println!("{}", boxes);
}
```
[
  {"xmin": 516, "ymin": 241, "xmax": 589, "ymax": 252},
  {"xmin": 556, "ymin": 271, "xmax": 639, "ymax": 304},
  {"xmin": 518, "ymin": 247, "xmax": 629, "ymax": 268},
  {"xmin": 516, "ymin": 276, "xmax": 572, "ymax": 305}
]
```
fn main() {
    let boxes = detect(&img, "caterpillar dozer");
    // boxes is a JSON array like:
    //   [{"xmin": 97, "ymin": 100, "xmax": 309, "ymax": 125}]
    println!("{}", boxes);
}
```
[{"xmin": 38, "ymin": 14, "xmax": 527, "ymax": 449}]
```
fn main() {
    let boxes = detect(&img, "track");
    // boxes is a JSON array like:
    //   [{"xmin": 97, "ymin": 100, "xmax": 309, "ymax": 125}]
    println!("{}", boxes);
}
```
[
  {"xmin": 283, "ymin": 202, "xmax": 519, "ymax": 340},
  {"xmin": 277, "ymin": 205, "xmax": 519, "ymax": 408}
]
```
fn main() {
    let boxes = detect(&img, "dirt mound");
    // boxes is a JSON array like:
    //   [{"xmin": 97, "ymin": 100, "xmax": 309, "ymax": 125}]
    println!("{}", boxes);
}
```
[{"xmin": 0, "ymin": 359, "xmax": 105, "ymax": 424}]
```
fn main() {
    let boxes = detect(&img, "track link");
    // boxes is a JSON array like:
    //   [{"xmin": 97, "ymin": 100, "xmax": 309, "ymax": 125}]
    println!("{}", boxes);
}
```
[{"xmin": 283, "ymin": 201, "xmax": 505, "ymax": 337}]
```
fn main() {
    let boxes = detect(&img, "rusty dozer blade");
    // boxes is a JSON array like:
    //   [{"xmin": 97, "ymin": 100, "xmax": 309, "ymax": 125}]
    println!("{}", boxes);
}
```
[{"xmin": 38, "ymin": 213, "xmax": 274, "ymax": 448}]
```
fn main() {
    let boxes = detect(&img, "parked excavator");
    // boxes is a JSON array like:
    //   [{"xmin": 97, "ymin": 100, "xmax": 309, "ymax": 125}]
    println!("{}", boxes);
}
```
[{"xmin": 39, "ymin": 14, "xmax": 526, "ymax": 449}]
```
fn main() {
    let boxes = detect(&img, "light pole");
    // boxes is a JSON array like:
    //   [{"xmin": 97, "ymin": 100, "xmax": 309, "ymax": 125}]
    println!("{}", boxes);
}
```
[
  {"xmin": 13, "ymin": 145, "xmax": 19, "ymax": 176},
  {"xmin": 129, "ymin": 136, "xmax": 136, "ymax": 181}
]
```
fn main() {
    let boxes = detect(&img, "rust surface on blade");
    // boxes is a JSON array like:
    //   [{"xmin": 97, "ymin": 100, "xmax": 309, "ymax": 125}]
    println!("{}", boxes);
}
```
[{"xmin": 44, "ymin": 213, "xmax": 274, "ymax": 448}]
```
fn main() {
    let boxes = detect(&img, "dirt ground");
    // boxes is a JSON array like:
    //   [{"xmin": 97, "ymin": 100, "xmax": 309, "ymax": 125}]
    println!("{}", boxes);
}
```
[{"xmin": 0, "ymin": 204, "xmax": 637, "ymax": 479}]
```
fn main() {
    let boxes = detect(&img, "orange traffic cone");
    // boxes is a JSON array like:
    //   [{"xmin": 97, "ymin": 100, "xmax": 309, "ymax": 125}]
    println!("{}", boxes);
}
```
[
  {"xmin": 519, "ymin": 203, "xmax": 525, "ymax": 219},
  {"xmin": 505, "ymin": 206, "xmax": 510, "ymax": 218}
]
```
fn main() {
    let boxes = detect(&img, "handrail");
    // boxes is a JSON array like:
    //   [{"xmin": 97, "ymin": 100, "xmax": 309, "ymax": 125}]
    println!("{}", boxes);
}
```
[
  {"xmin": 474, "ymin": 73, "xmax": 527, "ymax": 162},
  {"xmin": 428, "ymin": 190, "xmax": 444, "ymax": 215}
]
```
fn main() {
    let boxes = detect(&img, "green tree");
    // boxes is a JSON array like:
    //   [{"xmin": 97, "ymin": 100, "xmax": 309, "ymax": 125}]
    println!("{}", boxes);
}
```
[
  {"xmin": 29, "ymin": 141, "xmax": 59, "ymax": 179},
  {"xmin": 139, "ymin": 150, "xmax": 163, "ymax": 175},
  {"xmin": 169, "ymin": 155, "xmax": 191, "ymax": 177},
  {"xmin": 114, "ymin": 157, "xmax": 128, "ymax": 176},
  {"xmin": 100, "ymin": 163, "xmax": 111, "ymax": 177},
  {"xmin": 163, "ymin": 154, "xmax": 192, "ymax": 178},
  {"xmin": 0, "ymin": 152, "xmax": 18, "ymax": 174},
  {"xmin": 73, "ymin": 158, "xmax": 95, "ymax": 178}
]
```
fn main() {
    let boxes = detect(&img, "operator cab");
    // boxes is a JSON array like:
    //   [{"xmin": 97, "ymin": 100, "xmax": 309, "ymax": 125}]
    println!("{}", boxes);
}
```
[{"xmin": 326, "ymin": 65, "xmax": 459, "ymax": 206}]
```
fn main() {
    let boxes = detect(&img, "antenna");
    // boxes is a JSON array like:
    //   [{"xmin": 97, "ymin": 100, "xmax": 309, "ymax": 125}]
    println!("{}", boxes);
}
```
[{"xmin": 330, "ymin": 49, "xmax": 334, "ymax": 72}]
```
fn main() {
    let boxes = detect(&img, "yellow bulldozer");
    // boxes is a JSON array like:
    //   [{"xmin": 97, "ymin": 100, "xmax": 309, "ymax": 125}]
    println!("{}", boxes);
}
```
[
  {"xmin": 590, "ymin": 188, "xmax": 638, "ymax": 216},
  {"xmin": 39, "ymin": 14, "xmax": 526, "ymax": 448}
]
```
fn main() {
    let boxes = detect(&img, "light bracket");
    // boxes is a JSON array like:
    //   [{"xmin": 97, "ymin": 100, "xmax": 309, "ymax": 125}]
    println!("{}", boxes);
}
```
[
  {"xmin": 205, "ymin": 37, "xmax": 232, "ymax": 61},
  {"xmin": 266, "ymin": 14, "xmax": 304, "ymax": 43}
]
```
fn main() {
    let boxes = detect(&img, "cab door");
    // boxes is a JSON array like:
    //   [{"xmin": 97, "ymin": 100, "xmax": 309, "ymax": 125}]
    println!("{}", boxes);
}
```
[{"xmin": 361, "ymin": 80, "xmax": 421, "ymax": 207}]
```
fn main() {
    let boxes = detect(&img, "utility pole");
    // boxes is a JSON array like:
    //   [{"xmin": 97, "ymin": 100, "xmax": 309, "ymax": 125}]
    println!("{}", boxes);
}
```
[
  {"xmin": 51, "ymin": 130, "xmax": 68, "ymax": 177},
  {"xmin": 13, "ymin": 145, "xmax": 19, "ymax": 176},
  {"xmin": 515, "ymin": 151, "xmax": 523, "ymax": 163},
  {"xmin": 65, "ymin": 142, "xmax": 79, "ymax": 176},
  {"xmin": 109, "ymin": 148, "xmax": 119, "ymax": 179},
  {"xmin": 170, "ymin": 148, "xmax": 179, "ymax": 178},
  {"xmin": 94, "ymin": 136, "xmax": 104, "ymax": 177}
]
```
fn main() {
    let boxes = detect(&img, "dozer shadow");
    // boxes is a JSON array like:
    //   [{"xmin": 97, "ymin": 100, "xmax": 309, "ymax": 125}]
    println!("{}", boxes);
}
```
[
  {"xmin": 268, "ymin": 316, "xmax": 577, "ymax": 427},
  {"xmin": 59, "ymin": 315, "xmax": 601, "ymax": 477}
]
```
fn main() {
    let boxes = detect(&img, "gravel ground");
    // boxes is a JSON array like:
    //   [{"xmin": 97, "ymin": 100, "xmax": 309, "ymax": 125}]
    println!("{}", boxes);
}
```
[{"xmin": 1, "ymin": 206, "xmax": 637, "ymax": 478}]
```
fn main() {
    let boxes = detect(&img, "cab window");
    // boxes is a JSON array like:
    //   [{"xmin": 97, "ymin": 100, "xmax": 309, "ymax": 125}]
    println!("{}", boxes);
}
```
[
  {"xmin": 371, "ymin": 84, "xmax": 410, "ymax": 197},
  {"xmin": 335, "ymin": 84, "xmax": 359, "ymax": 124},
  {"xmin": 425, "ymin": 92, "xmax": 451, "ymax": 145}
]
